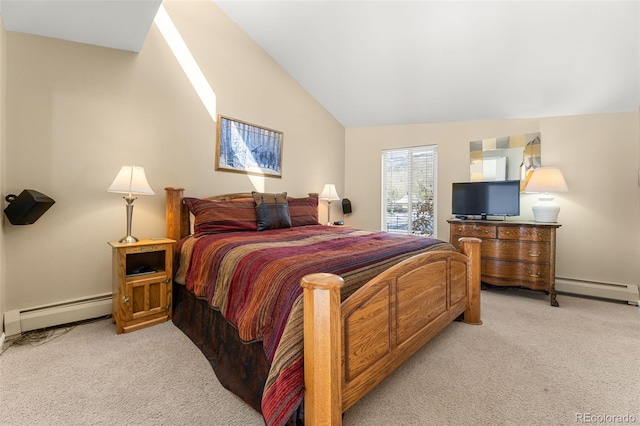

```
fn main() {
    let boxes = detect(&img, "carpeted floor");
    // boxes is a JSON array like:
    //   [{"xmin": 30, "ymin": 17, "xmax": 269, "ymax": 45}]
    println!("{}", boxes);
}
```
[{"xmin": 1, "ymin": 288, "xmax": 638, "ymax": 426}]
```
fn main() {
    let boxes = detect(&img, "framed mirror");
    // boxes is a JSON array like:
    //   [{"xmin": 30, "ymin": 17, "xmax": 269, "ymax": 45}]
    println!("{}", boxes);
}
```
[{"xmin": 470, "ymin": 132, "xmax": 541, "ymax": 191}]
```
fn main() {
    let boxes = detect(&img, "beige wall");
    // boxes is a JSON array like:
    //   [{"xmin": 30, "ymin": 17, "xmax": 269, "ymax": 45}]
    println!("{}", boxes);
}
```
[
  {"xmin": 2, "ymin": 1, "xmax": 639, "ymax": 317},
  {"xmin": 2, "ymin": 2, "xmax": 345, "ymax": 312},
  {"xmin": 345, "ymin": 112, "xmax": 640, "ymax": 286}
]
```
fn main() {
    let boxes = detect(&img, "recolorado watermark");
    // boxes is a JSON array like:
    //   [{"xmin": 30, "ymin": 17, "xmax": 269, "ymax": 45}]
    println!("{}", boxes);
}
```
[{"xmin": 576, "ymin": 413, "xmax": 637, "ymax": 424}]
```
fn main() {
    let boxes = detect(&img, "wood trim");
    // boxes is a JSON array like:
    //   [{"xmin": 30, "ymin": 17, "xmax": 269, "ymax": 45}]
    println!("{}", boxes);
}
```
[
  {"xmin": 460, "ymin": 237, "xmax": 482, "ymax": 325},
  {"xmin": 165, "ymin": 187, "xmax": 187, "ymax": 241},
  {"xmin": 207, "ymin": 192, "xmax": 255, "ymax": 201},
  {"xmin": 301, "ymin": 273, "xmax": 344, "ymax": 426}
]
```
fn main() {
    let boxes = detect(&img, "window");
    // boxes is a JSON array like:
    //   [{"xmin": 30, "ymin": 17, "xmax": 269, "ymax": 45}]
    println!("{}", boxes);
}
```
[{"xmin": 382, "ymin": 145, "xmax": 437, "ymax": 237}]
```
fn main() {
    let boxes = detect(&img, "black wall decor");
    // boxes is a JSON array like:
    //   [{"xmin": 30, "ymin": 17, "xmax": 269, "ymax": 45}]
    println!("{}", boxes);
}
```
[
  {"xmin": 342, "ymin": 198, "xmax": 352, "ymax": 214},
  {"xmin": 4, "ymin": 190, "xmax": 55, "ymax": 225}
]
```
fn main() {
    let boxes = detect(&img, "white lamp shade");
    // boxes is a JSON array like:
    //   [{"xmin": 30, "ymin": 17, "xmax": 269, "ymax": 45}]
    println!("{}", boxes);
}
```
[
  {"xmin": 107, "ymin": 165, "xmax": 155, "ymax": 196},
  {"xmin": 524, "ymin": 166, "xmax": 568, "ymax": 223},
  {"xmin": 524, "ymin": 167, "xmax": 568, "ymax": 193},
  {"xmin": 319, "ymin": 184, "xmax": 340, "ymax": 201}
]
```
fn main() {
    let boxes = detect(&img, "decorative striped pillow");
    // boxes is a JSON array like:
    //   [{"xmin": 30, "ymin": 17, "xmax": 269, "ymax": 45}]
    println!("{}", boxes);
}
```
[
  {"xmin": 288, "ymin": 194, "xmax": 319, "ymax": 227},
  {"xmin": 184, "ymin": 197, "xmax": 257, "ymax": 236}
]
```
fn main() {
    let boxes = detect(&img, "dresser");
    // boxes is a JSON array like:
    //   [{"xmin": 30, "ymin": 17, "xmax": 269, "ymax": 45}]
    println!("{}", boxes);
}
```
[{"xmin": 448, "ymin": 220, "xmax": 561, "ymax": 306}]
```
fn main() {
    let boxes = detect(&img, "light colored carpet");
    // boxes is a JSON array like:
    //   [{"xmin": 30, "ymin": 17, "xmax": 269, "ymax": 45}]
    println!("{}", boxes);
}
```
[{"xmin": 1, "ymin": 289, "xmax": 638, "ymax": 426}]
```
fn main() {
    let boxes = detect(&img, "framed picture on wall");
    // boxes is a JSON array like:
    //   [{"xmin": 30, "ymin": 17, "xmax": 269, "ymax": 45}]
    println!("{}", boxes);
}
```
[{"xmin": 216, "ymin": 115, "xmax": 283, "ymax": 178}]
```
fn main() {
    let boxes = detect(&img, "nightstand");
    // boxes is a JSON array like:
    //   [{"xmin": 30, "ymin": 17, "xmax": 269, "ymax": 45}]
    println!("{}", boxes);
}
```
[{"xmin": 109, "ymin": 238, "xmax": 175, "ymax": 333}]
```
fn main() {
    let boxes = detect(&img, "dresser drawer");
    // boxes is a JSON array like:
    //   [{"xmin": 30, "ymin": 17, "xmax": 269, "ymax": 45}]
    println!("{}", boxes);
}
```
[
  {"xmin": 482, "ymin": 240, "xmax": 550, "ymax": 262},
  {"xmin": 450, "ymin": 223, "xmax": 497, "ymax": 239},
  {"xmin": 482, "ymin": 259, "xmax": 550, "ymax": 285},
  {"xmin": 498, "ymin": 226, "xmax": 552, "ymax": 242}
]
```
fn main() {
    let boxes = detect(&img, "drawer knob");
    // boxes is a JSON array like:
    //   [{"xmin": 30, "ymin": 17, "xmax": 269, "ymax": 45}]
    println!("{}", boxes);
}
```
[
  {"xmin": 122, "ymin": 295, "xmax": 130, "ymax": 304},
  {"xmin": 163, "ymin": 278, "xmax": 171, "ymax": 284},
  {"xmin": 528, "ymin": 271, "xmax": 542, "ymax": 278},
  {"xmin": 528, "ymin": 251, "xmax": 542, "ymax": 257}
]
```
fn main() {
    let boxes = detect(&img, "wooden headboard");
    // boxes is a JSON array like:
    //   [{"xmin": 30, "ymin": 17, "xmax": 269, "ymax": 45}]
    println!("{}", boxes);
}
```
[
  {"xmin": 165, "ymin": 187, "xmax": 258, "ymax": 241},
  {"xmin": 165, "ymin": 187, "xmax": 320, "ymax": 242},
  {"xmin": 165, "ymin": 187, "xmax": 187, "ymax": 241}
]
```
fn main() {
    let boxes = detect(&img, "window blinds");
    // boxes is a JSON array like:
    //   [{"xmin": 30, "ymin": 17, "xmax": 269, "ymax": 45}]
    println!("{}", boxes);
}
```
[{"xmin": 382, "ymin": 145, "xmax": 438, "ymax": 237}]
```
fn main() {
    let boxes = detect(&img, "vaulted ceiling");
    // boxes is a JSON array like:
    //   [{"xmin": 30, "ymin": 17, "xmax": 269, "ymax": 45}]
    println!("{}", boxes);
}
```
[
  {"xmin": 0, "ymin": 0, "xmax": 162, "ymax": 52},
  {"xmin": 1, "ymin": 1, "xmax": 638, "ymax": 128}
]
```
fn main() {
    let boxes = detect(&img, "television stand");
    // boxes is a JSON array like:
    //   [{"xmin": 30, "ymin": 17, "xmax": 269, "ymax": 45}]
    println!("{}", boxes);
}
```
[{"xmin": 447, "ymin": 219, "xmax": 561, "ymax": 306}]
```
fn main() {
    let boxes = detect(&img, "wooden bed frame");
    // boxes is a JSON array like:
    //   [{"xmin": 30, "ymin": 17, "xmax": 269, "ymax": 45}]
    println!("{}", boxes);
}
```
[{"xmin": 165, "ymin": 187, "xmax": 482, "ymax": 426}]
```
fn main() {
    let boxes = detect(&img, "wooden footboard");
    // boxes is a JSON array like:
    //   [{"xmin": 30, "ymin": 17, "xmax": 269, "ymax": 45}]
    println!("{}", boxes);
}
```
[{"xmin": 301, "ymin": 237, "xmax": 481, "ymax": 426}]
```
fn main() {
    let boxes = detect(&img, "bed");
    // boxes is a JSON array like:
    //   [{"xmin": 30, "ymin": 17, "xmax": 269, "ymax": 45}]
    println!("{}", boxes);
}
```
[{"xmin": 165, "ymin": 187, "xmax": 481, "ymax": 426}]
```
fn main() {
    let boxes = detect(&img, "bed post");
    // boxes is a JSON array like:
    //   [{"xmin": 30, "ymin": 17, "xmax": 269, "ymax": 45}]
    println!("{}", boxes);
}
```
[
  {"xmin": 459, "ymin": 237, "xmax": 482, "ymax": 325},
  {"xmin": 300, "ymin": 273, "xmax": 344, "ymax": 426},
  {"xmin": 165, "ymin": 187, "xmax": 185, "ymax": 241}
]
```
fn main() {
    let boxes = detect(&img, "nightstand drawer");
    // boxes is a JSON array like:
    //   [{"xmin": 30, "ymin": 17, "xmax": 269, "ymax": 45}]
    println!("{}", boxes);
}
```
[{"xmin": 125, "ymin": 244, "xmax": 169, "ymax": 254}]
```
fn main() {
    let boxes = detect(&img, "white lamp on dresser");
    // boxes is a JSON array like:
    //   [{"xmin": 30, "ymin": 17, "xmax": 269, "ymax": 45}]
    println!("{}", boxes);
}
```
[{"xmin": 524, "ymin": 166, "xmax": 569, "ymax": 223}]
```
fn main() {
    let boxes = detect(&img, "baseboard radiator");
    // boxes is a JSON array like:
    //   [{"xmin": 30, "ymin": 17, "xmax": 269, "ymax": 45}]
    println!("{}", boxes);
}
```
[
  {"xmin": 3, "ymin": 293, "xmax": 112, "ymax": 337},
  {"xmin": 2, "ymin": 278, "xmax": 637, "ymax": 336},
  {"xmin": 555, "ymin": 277, "xmax": 639, "ymax": 306}
]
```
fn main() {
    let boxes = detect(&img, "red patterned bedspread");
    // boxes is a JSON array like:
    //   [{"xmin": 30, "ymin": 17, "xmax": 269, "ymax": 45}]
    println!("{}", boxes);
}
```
[{"xmin": 174, "ymin": 225, "xmax": 454, "ymax": 426}]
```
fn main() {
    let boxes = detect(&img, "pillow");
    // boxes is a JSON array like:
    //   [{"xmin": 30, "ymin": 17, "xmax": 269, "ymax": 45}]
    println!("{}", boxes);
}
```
[
  {"xmin": 184, "ymin": 197, "xmax": 257, "ymax": 235},
  {"xmin": 251, "ymin": 191, "xmax": 292, "ymax": 231},
  {"xmin": 288, "ymin": 194, "xmax": 319, "ymax": 227}
]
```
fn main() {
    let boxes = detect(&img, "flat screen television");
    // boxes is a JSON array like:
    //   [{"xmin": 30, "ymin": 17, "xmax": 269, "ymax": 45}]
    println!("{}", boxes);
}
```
[{"xmin": 452, "ymin": 180, "xmax": 520, "ymax": 218}]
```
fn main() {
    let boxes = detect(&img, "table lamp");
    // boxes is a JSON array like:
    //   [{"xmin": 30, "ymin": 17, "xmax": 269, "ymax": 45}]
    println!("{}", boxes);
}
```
[
  {"xmin": 107, "ymin": 165, "xmax": 155, "ymax": 243},
  {"xmin": 524, "ymin": 166, "xmax": 568, "ymax": 223},
  {"xmin": 319, "ymin": 184, "xmax": 340, "ymax": 226}
]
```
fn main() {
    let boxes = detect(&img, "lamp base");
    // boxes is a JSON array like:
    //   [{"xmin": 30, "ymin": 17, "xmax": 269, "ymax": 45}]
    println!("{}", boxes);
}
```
[
  {"xmin": 119, "ymin": 235, "xmax": 139, "ymax": 244},
  {"xmin": 532, "ymin": 195, "xmax": 560, "ymax": 223},
  {"xmin": 325, "ymin": 200, "xmax": 333, "ymax": 227},
  {"xmin": 119, "ymin": 199, "xmax": 139, "ymax": 243}
]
